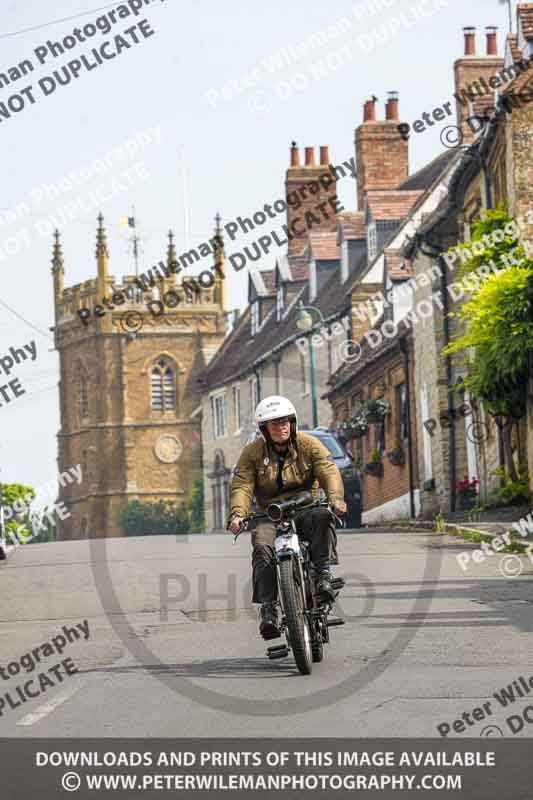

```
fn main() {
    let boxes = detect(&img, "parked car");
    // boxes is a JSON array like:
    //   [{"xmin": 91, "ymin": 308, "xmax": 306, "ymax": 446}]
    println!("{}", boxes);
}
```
[
  {"xmin": 243, "ymin": 427, "xmax": 362, "ymax": 528},
  {"xmin": 300, "ymin": 429, "xmax": 362, "ymax": 529}
]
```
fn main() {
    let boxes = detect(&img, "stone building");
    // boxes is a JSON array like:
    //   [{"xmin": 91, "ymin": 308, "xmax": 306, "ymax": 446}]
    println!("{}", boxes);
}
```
[
  {"xmin": 51, "ymin": 215, "xmax": 227, "ymax": 538},
  {"xmin": 406, "ymin": 13, "xmax": 533, "ymax": 515}
]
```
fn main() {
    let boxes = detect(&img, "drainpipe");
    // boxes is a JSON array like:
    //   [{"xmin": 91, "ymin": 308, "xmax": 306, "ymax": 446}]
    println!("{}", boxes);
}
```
[
  {"xmin": 254, "ymin": 367, "xmax": 262, "ymax": 401},
  {"xmin": 399, "ymin": 336, "xmax": 416, "ymax": 519},
  {"xmin": 440, "ymin": 254, "xmax": 457, "ymax": 512}
]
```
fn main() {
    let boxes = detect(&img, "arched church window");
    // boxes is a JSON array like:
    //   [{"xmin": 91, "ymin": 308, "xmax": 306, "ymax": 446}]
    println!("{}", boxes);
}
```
[{"xmin": 151, "ymin": 357, "xmax": 176, "ymax": 410}]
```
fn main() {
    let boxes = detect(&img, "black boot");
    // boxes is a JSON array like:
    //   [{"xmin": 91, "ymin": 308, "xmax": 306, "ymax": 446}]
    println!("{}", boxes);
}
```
[
  {"xmin": 259, "ymin": 603, "xmax": 280, "ymax": 640},
  {"xmin": 0, "ymin": 545, "xmax": 6, "ymax": 561},
  {"xmin": 315, "ymin": 570, "xmax": 335, "ymax": 602}
]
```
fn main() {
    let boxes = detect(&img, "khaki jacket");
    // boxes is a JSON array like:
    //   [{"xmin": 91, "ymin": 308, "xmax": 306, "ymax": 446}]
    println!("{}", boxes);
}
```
[{"xmin": 229, "ymin": 432, "xmax": 344, "ymax": 519}]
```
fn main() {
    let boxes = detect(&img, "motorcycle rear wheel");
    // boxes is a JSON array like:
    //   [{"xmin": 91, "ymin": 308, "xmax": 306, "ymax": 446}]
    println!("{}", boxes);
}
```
[{"xmin": 279, "ymin": 559, "xmax": 312, "ymax": 675}]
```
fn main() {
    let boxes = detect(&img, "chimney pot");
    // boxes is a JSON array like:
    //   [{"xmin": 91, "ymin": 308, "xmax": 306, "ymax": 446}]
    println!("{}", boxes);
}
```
[
  {"xmin": 463, "ymin": 26, "xmax": 476, "ymax": 56},
  {"xmin": 319, "ymin": 145, "xmax": 329, "ymax": 165},
  {"xmin": 363, "ymin": 98, "xmax": 376, "ymax": 122},
  {"xmin": 385, "ymin": 91, "xmax": 399, "ymax": 120},
  {"xmin": 304, "ymin": 146, "xmax": 315, "ymax": 167},
  {"xmin": 290, "ymin": 142, "xmax": 300, "ymax": 167},
  {"xmin": 486, "ymin": 26, "xmax": 498, "ymax": 55}
]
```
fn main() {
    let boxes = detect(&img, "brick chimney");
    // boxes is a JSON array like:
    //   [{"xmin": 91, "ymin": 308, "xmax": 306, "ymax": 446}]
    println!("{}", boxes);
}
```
[
  {"xmin": 285, "ymin": 143, "xmax": 339, "ymax": 255},
  {"xmin": 453, "ymin": 26, "xmax": 504, "ymax": 144},
  {"xmin": 354, "ymin": 93, "xmax": 408, "ymax": 210}
]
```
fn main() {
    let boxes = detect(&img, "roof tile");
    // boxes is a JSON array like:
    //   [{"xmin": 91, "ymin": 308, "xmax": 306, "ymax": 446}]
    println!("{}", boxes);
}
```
[
  {"xmin": 366, "ymin": 190, "xmax": 423, "ymax": 221},
  {"xmin": 337, "ymin": 212, "xmax": 365, "ymax": 240}
]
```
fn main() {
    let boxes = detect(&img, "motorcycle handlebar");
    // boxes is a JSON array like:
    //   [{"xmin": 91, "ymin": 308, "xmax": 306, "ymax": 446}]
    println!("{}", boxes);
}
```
[
  {"xmin": 267, "ymin": 492, "xmax": 316, "ymax": 523},
  {"xmin": 231, "ymin": 496, "xmax": 336, "ymax": 543}
]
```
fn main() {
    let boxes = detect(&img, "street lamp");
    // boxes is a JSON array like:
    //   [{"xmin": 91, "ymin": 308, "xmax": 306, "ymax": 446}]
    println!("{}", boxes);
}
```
[{"xmin": 296, "ymin": 303, "xmax": 326, "ymax": 428}]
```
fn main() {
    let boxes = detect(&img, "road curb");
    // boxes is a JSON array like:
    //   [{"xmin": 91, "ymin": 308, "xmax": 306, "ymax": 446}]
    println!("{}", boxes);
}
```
[{"xmin": 441, "ymin": 522, "xmax": 533, "ymax": 552}]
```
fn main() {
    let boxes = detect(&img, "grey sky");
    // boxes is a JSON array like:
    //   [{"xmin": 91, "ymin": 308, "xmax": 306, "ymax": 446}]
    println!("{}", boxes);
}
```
[{"xmin": 0, "ymin": 0, "xmax": 513, "ymax": 489}]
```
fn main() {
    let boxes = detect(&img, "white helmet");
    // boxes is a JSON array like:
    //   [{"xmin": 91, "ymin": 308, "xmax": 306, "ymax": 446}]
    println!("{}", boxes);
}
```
[{"xmin": 255, "ymin": 395, "xmax": 298, "ymax": 440}]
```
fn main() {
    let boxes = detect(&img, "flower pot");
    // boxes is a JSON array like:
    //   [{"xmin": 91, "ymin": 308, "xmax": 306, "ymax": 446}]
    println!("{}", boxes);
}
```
[
  {"xmin": 365, "ymin": 462, "xmax": 383, "ymax": 477},
  {"xmin": 365, "ymin": 413, "xmax": 383, "ymax": 425},
  {"xmin": 353, "ymin": 428, "xmax": 366, "ymax": 439}
]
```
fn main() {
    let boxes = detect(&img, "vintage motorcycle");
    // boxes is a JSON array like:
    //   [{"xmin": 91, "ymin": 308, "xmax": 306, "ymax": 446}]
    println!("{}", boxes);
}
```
[{"xmin": 235, "ymin": 492, "xmax": 345, "ymax": 675}]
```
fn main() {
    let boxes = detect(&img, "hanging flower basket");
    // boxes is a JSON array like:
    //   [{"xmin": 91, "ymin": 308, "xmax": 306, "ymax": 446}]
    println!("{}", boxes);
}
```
[
  {"xmin": 363, "ymin": 398, "xmax": 390, "ymax": 425},
  {"xmin": 387, "ymin": 440, "xmax": 405, "ymax": 466},
  {"xmin": 340, "ymin": 413, "xmax": 368, "ymax": 440},
  {"xmin": 365, "ymin": 449, "xmax": 383, "ymax": 477},
  {"xmin": 365, "ymin": 461, "xmax": 383, "ymax": 477}
]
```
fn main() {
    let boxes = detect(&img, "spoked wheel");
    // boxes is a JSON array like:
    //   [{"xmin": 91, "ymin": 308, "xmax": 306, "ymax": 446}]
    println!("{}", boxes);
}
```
[{"xmin": 279, "ymin": 559, "xmax": 313, "ymax": 675}]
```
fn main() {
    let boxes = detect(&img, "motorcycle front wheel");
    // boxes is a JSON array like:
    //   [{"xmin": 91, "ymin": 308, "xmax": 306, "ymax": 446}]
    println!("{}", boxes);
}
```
[{"xmin": 279, "ymin": 559, "xmax": 312, "ymax": 675}]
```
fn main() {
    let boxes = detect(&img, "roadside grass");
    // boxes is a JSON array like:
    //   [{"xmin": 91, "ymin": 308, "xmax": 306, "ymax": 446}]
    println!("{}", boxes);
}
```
[{"xmin": 436, "ymin": 524, "xmax": 529, "ymax": 555}]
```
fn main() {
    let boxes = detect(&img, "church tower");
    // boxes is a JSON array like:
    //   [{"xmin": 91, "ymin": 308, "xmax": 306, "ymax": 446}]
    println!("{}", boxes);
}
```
[{"xmin": 52, "ymin": 214, "xmax": 227, "ymax": 539}]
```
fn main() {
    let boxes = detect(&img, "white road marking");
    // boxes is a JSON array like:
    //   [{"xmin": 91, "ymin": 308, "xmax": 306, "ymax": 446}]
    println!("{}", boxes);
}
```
[{"xmin": 17, "ymin": 684, "xmax": 82, "ymax": 727}]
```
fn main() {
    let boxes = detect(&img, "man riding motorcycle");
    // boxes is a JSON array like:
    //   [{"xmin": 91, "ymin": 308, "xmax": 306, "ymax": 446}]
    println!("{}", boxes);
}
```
[{"xmin": 228, "ymin": 395, "xmax": 347, "ymax": 640}]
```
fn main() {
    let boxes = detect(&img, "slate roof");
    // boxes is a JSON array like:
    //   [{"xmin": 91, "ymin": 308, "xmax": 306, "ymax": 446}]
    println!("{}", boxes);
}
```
[
  {"xmin": 204, "ymin": 125, "xmax": 458, "ymax": 393},
  {"xmin": 202, "ymin": 250, "xmax": 364, "ymax": 391},
  {"xmin": 398, "ymin": 149, "xmax": 456, "ymax": 191}
]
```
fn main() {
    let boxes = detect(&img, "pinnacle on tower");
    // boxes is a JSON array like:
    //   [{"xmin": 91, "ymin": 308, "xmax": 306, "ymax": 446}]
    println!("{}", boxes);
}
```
[
  {"xmin": 52, "ymin": 229, "xmax": 64, "ymax": 272},
  {"xmin": 214, "ymin": 212, "xmax": 224, "ymax": 254},
  {"xmin": 213, "ymin": 212, "xmax": 226, "ymax": 312},
  {"xmin": 95, "ymin": 212, "xmax": 109, "ymax": 259},
  {"xmin": 167, "ymin": 229, "xmax": 177, "ymax": 268},
  {"xmin": 51, "ymin": 228, "xmax": 65, "ymax": 303}
]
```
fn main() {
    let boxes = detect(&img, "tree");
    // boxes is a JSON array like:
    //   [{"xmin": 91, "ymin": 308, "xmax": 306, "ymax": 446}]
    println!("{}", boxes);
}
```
[
  {"xmin": 187, "ymin": 479, "xmax": 205, "ymax": 533},
  {"xmin": 443, "ymin": 206, "xmax": 533, "ymax": 481},
  {"xmin": 119, "ymin": 499, "xmax": 190, "ymax": 537},
  {"xmin": 29, "ymin": 506, "xmax": 59, "ymax": 544},
  {"xmin": 1, "ymin": 483, "xmax": 35, "ymax": 546}
]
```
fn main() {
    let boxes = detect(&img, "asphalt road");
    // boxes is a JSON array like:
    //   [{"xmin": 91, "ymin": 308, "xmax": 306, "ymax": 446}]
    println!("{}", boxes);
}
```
[{"xmin": 1, "ymin": 527, "xmax": 533, "ymax": 738}]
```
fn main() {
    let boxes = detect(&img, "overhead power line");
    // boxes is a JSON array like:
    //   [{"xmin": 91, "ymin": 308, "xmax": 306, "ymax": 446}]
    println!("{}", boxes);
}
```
[{"xmin": 0, "ymin": 299, "xmax": 54, "ymax": 341}]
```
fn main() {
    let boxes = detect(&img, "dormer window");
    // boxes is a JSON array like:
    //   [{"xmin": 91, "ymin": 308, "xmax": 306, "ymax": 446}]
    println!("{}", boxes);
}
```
[
  {"xmin": 276, "ymin": 285, "xmax": 284, "ymax": 321},
  {"xmin": 251, "ymin": 300, "xmax": 259, "ymax": 335},
  {"xmin": 367, "ymin": 223, "xmax": 377, "ymax": 261}
]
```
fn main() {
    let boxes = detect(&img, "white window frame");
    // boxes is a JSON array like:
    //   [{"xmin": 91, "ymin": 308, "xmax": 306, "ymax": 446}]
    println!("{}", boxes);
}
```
[
  {"xmin": 341, "ymin": 239, "xmax": 349, "ymax": 283},
  {"xmin": 251, "ymin": 301, "xmax": 259, "ymax": 335},
  {"xmin": 367, "ymin": 223, "xmax": 377, "ymax": 261},
  {"xmin": 249, "ymin": 375, "xmax": 259, "ymax": 414},
  {"xmin": 233, "ymin": 384, "xmax": 241, "ymax": 434},
  {"xmin": 212, "ymin": 392, "xmax": 227, "ymax": 439},
  {"xmin": 276, "ymin": 286, "xmax": 284, "ymax": 321}
]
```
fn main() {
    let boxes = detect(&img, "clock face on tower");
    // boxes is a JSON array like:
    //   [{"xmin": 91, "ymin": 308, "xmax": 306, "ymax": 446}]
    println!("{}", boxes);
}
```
[{"xmin": 154, "ymin": 434, "xmax": 183, "ymax": 463}]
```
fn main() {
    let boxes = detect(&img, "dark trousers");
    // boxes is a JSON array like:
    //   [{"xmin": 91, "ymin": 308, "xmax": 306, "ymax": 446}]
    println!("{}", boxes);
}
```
[{"xmin": 251, "ymin": 507, "xmax": 338, "ymax": 605}]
